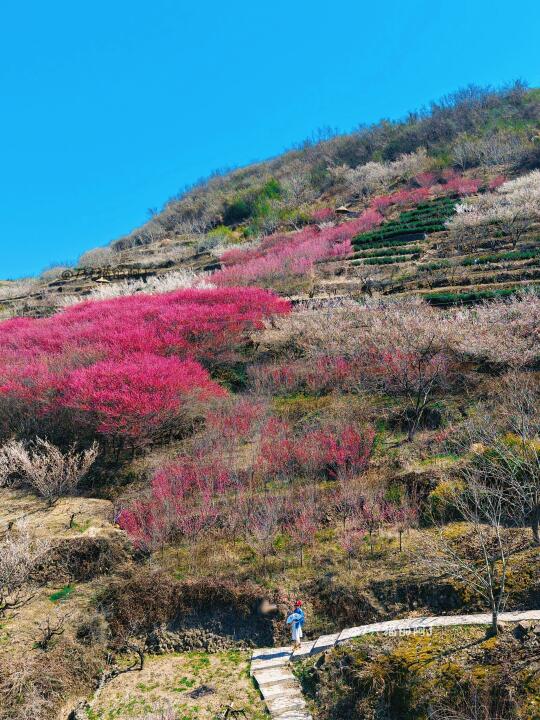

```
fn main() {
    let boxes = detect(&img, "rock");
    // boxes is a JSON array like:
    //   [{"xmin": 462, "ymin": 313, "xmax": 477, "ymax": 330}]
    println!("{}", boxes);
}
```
[
  {"xmin": 513, "ymin": 620, "xmax": 535, "ymax": 639},
  {"xmin": 188, "ymin": 684, "xmax": 215, "ymax": 699},
  {"xmin": 145, "ymin": 623, "xmax": 249, "ymax": 654}
]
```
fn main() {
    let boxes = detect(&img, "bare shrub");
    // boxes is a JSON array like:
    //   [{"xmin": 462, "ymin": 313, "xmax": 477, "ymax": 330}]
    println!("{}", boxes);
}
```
[
  {"xmin": 78, "ymin": 247, "xmax": 114, "ymax": 268},
  {"xmin": 0, "ymin": 278, "xmax": 37, "ymax": 301},
  {"xmin": 61, "ymin": 269, "xmax": 214, "ymax": 305},
  {"xmin": 0, "ymin": 521, "xmax": 49, "ymax": 617},
  {"xmin": 330, "ymin": 149, "xmax": 430, "ymax": 198},
  {"xmin": 34, "ymin": 610, "xmax": 67, "ymax": 651},
  {"xmin": 452, "ymin": 131, "xmax": 530, "ymax": 169},
  {"xmin": 0, "ymin": 438, "xmax": 98, "ymax": 504},
  {"xmin": 0, "ymin": 639, "xmax": 103, "ymax": 720}
]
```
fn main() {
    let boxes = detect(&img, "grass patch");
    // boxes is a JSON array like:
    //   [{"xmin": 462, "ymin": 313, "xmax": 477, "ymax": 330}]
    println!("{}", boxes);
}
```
[{"xmin": 49, "ymin": 584, "xmax": 75, "ymax": 603}]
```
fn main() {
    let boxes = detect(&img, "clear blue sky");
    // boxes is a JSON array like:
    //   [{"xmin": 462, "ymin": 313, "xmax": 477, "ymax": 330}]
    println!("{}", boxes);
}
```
[{"xmin": 1, "ymin": 0, "xmax": 539, "ymax": 279}]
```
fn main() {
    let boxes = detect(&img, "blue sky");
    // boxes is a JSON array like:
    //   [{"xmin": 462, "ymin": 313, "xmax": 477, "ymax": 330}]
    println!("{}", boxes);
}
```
[{"xmin": 1, "ymin": 1, "xmax": 539, "ymax": 278}]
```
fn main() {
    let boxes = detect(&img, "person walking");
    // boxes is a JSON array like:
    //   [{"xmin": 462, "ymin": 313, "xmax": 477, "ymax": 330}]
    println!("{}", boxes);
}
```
[{"xmin": 286, "ymin": 600, "xmax": 305, "ymax": 651}]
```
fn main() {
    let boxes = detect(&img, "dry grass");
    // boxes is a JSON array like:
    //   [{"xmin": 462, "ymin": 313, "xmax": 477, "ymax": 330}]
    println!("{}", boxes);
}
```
[{"xmin": 91, "ymin": 650, "xmax": 267, "ymax": 720}]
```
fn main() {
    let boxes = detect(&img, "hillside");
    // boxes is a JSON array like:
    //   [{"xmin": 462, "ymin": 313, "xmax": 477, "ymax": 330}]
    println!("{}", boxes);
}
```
[
  {"xmin": 2, "ymin": 83, "xmax": 540, "ymax": 317},
  {"xmin": 0, "ymin": 84, "xmax": 539, "ymax": 720}
]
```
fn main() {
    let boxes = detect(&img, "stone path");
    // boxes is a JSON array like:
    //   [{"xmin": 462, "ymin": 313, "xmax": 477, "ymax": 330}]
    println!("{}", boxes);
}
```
[{"xmin": 250, "ymin": 610, "xmax": 540, "ymax": 719}]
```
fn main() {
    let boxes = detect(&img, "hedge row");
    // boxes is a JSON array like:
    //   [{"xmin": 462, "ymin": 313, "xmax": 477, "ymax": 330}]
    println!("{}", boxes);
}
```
[
  {"xmin": 461, "ymin": 248, "xmax": 540, "ymax": 266},
  {"xmin": 423, "ymin": 286, "xmax": 533, "ymax": 306},
  {"xmin": 352, "ymin": 199, "xmax": 457, "ymax": 248},
  {"xmin": 363, "ymin": 254, "xmax": 420, "ymax": 265},
  {"xmin": 351, "ymin": 245, "xmax": 422, "ymax": 259}
]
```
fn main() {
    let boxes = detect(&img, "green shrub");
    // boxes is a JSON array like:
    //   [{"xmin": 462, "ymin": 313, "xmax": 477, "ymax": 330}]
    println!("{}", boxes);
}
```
[
  {"xmin": 359, "ymin": 254, "xmax": 419, "ymax": 266},
  {"xmin": 424, "ymin": 286, "xmax": 537, "ymax": 306},
  {"xmin": 351, "ymin": 245, "xmax": 422, "ymax": 259},
  {"xmin": 461, "ymin": 248, "xmax": 540, "ymax": 266},
  {"xmin": 259, "ymin": 177, "xmax": 282, "ymax": 200},
  {"xmin": 207, "ymin": 225, "xmax": 235, "ymax": 241},
  {"xmin": 223, "ymin": 196, "xmax": 253, "ymax": 225}
]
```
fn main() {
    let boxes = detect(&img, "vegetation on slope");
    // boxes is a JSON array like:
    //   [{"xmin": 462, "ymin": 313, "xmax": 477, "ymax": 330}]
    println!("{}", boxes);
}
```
[{"xmin": 1, "ymin": 83, "xmax": 540, "ymax": 720}]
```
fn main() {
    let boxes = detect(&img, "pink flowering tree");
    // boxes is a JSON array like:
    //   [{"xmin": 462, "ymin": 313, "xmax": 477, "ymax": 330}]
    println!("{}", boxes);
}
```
[
  {"xmin": 245, "ymin": 496, "xmax": 282, "ymax": 573},
  {"xmin": 0, "ymin": 287, "xmax": 289, "ymax": 451},
  {"xmin": 288, "ymin": 505, "xmax": 318, "ymax": 566}
]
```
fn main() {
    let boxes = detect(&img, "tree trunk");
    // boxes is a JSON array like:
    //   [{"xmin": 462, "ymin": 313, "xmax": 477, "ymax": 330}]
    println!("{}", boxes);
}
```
[
  {"xmin": 531, "ymin": 505, "xmax": 540, "ymax": 545},
  {"xmin": 489, "ymin": 607, "xmax": 499, "ymax": 637}
]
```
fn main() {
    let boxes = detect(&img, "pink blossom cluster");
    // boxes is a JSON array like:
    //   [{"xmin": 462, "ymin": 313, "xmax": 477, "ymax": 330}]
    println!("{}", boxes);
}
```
[
  {"xmin": 214, "ymin": 169, "xmax": 492, "ymax": 287},
  {"xmin": 0, "ymin": 287, "xmax": 289, "ymax": 440},
  {"xmin": 118, "ymin": 455, "xmax": 233, "ymax": 549},
  {"xmin": 371, "ymin": 187, "xmax": 432, "ymax": 212},
  {"xmin": 258, "ymin": 418, "xmax": 374, "ymax": 481},
  {"xmin": 214, "ymin": 210, "xmax": 384, "ymax": 286},
  {"xmin": 310, "ymin": 207, "xmax": 336, "ymax": 222},
  {"xmin": 250, "ymin": 356, "xmax": 365, "ymax": 395}
]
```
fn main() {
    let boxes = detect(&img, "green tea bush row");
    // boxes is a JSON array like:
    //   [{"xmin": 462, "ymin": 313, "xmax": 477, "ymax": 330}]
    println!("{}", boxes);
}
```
[
  {"xmin": 351, "ymin": 245, "xmax": 422, "ymax": 259},
  {"xmin": 424, "ymin": 286, "xmax": 530, "ymax": 306}
]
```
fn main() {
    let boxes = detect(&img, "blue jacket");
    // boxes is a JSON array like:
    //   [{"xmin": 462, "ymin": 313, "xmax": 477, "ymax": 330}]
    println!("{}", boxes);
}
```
[{"xmin": 286, "ymin": 608, "xmax": 305, "ymax": 629}]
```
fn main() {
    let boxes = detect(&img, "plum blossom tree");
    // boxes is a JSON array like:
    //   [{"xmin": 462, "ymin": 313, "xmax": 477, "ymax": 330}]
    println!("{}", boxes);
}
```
[
  {"xmin": 245, "ymin": 496, "xmax": 282, "ymax": 572},
  {"xmin": 449, "ymin": 170, "xmax": 540, "ymax": 248},
  {"xmin": 288, "ymin": 505, "xmax": 317, "ymax": 566},
  {"xmin": 63, "ymin": 355, "xmax": 224, "ymax": 444},
  {"xmin": 0, "ymin": 287, "xmax": 289, "ymax": 448}
]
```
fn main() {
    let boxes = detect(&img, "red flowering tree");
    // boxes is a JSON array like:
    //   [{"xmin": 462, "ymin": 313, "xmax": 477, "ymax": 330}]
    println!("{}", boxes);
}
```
[
  {"xmin": 63, "ymin": 354, "xmax": 224, "ymax": 442},
  {"xmin": 258, "ymin": 420, "xmax": 374, "ymax": 484},
  {"xmin": 0, "ymin": 287, "xmax": 289, "ymax": 447}
]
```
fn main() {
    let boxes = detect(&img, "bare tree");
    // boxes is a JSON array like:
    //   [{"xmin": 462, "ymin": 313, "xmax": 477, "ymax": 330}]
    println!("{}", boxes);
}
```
[
  {"xmin": 34, "ymin": 611, "xmax": 67, "ymax": 651},
  {"xmin": 0, "ymin": 522, "xmax": 49, "ymax": 617},
  {"xmin": 77, "ymin": 247, "xmax": 114, "ymax": 269},
  {"xmin": 245, "ymin": 496, "xmax": 282, "ymax": 573},
  {"xmin": 455, "ymin": 374, "xmax": 540, "ymax": 544},
  {"xmin": 421, "ymin": 471, "xmax": 526, "ymax": 636},
  {"xmin": 0, "ymin": 438, "xmax": 98, "ymax": 505},
  {"xmin": 448, "ymin": 170, "xmax": 540, "ymax": 248}
]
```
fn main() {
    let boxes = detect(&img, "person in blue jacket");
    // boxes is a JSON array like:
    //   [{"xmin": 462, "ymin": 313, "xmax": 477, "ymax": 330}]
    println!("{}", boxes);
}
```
[{"xmin": 286, "ymin": 600, "xmax": 305, "ymax": 650}]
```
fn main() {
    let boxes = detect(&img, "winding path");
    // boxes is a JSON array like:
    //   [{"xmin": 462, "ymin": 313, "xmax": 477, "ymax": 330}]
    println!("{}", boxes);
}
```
[{"xmin": 250, "ymin": 610, "xmax": 540, "ymax": 720}]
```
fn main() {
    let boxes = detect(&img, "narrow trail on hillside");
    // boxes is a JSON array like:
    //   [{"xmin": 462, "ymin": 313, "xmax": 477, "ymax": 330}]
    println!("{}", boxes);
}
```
[{"xmin": 250, "ymin": 610, "xmax": 540, "ymax": 720}]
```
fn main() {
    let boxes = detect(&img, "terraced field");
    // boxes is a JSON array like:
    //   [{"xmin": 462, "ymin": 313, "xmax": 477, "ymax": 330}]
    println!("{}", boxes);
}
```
[{"xmin": 314, "ymin": 195, "xmax": 540, "ymax": 305}]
